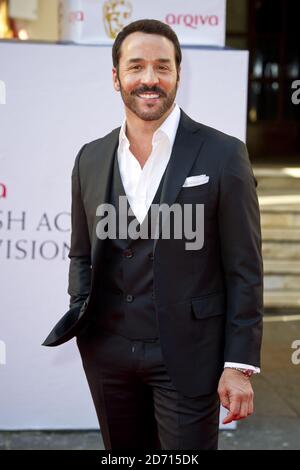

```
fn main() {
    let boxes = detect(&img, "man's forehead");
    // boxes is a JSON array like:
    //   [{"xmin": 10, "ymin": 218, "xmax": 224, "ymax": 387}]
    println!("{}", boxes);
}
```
[
  {"xmin": 122, "ymin": 33, "xmax": 174, "ymax": 52},
  {"xmin": 120, "ymin": 33, "xmax": 176, "ymax": 62}
]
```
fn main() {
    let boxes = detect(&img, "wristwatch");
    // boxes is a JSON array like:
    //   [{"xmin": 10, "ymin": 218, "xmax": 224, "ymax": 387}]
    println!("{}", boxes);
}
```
[{"xmin": 226, "ymin": 367, "xmax": 254, "ymax": 378}]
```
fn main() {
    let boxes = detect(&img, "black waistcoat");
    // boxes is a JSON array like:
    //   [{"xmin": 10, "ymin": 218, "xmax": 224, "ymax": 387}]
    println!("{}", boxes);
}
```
[{"xmin": 96, "ymin": 150, "xmax": 167, "ymax": 340}]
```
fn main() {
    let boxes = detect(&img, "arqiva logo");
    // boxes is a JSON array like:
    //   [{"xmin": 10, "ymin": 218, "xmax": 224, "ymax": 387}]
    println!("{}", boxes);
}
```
[
  {"xmin": 0, "ymin": 183, "xmax": 7, "ymax": 199},
  {"xmin": 165, "ymin": 13, "xmax": 219, "ymax": 29}
]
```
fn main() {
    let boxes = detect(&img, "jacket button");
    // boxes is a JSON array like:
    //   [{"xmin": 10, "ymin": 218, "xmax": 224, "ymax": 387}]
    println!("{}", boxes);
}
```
[
  {"xmin": 126, "ymin": 294, "xmax": 134, "ymax": 303},
  {"xmin": 124, "ymin": 248, "xmax": 133, "ymax": 258},
  {"xmin": 148, "ymin": 252, "xmax": 154, "ymax": 260}
]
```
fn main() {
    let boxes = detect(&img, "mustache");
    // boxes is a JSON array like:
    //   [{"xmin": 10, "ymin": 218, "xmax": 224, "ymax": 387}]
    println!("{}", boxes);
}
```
[{"xmin": 132, "ymin": 86, "xmax": 167, "ymax": 97}]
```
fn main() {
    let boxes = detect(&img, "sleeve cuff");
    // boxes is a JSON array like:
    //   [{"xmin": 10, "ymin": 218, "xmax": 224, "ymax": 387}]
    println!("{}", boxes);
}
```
[{"xmin": 224, "ymin": 362, "xmax": 260, "ymax": 374}]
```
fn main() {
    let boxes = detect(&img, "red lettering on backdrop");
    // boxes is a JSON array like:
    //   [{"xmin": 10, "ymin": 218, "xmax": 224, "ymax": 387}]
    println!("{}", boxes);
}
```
[
  {"xmin": 165, "ymin": 13, "xmax": 176, "ymax": 25},
  {"xmin": 68, "ymin": 10, "xmax": 84, "ymax": 23},
  {"xmin": 183, "ymin": 15, "xmax": 196, "ymax": 29},
  {"xmin": 0, "ymin": 183, "xmax": 7, "ymax": 199},
  {"xmin": 209, "ymin": 15, "xmax": 219, "ymax": 26},
  {"xmin": 196, "ymin": 15, "xmax": 209, "ymax": 25},
  {"xmin": 165, "ymin": 14, "xmax": 219, "ymax": 28}
]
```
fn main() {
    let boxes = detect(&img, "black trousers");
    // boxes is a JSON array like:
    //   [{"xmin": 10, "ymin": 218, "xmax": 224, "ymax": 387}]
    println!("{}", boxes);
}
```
[{"xmin": 77, "ymin": 328, "xmax": 220, "ymax": 450}]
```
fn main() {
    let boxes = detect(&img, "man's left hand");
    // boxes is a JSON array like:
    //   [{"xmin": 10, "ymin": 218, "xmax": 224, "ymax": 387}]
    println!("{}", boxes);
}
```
[{"xmin": 218, "ymin": 368, "xmax": 254, "ymax": 424}]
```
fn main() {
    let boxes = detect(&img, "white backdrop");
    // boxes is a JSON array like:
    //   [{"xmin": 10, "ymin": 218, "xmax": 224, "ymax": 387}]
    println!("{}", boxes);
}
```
[
  {"xmin": 0, "ymin": 41, "xmax": 248, "ymax": 429},
  {"xmin": 59, "ymin": 0, "xmax": 226, "ymax": 46}
]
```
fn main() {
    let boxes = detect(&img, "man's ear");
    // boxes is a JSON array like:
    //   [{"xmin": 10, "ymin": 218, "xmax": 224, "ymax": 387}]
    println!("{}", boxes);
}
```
[
  {"xmin": 112, "ymin": 67, "xmax": 120, "ymax": 92},
  {"xmin": 177, "ymin": 65, "xmax": 181, "ymax": 84}
]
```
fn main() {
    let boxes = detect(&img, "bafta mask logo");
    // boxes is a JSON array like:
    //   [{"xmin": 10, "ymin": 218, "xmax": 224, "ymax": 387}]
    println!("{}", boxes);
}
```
[{"xmin": 103, "ymin": 0, "xmax": 132, "ymax": 39}]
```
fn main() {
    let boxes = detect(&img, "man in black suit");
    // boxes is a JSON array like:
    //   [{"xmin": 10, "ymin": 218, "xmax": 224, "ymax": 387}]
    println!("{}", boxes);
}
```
[{"xmin": 43, "ymin": 19, "xmax": 263, "ymax": 450}]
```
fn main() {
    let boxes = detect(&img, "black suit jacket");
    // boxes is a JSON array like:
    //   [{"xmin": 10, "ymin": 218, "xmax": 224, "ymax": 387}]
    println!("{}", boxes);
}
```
[{"xmin": 43, "ymin": 109, "xmax": 263, "ymax": 396}]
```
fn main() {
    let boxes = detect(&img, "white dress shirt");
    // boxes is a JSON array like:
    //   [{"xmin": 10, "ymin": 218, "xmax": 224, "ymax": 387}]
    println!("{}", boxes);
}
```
[
  {"xmin": 117, "ymin": 103, "xmax": 260, "ymax": 375},
  {"xmin": 118, "ymin": 103, "xmax": 181, "ymax": 225}
]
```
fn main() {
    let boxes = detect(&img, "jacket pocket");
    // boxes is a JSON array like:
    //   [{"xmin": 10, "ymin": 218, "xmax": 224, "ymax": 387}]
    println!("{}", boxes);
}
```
[
  {"xmin": 179, "ymin": 182, "xmax": 211, "ymax": 198},
  {"xmin": 191, "ymin": 292, "xmax": 225, "ymax": 320}
]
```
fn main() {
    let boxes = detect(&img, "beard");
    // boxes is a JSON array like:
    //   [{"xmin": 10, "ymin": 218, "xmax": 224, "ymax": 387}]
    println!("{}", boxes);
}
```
[{"xmin": 118, "ymin": 75, "xmax": 179, "ymax": 122}]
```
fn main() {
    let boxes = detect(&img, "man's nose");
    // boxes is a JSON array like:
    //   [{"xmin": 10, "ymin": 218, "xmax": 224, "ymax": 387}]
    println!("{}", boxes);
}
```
[{"xmin": 140, "ymin": 67, "xmax": 159, "ymax": 86}]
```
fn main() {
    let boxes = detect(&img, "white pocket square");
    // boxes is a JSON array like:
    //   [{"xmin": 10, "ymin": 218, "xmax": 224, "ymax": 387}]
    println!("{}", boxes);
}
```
[{"xmin": 182, "ymin": 174, "xmax": 210, "ymax": 187}]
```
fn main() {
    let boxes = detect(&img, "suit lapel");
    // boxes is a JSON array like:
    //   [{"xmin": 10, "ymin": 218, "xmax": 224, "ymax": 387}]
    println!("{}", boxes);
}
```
[
  {"xmin": 153, "ymin": 109, "xmax": 205, "ymax": 252},
  {"xmin": 91, "ymin": 128, "xmax": 119, "ymax": 285}
]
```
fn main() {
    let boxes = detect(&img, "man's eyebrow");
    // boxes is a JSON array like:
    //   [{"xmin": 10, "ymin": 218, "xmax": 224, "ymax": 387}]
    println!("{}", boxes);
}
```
[
  {"xmin": 157, "ymin": 58, "xmax": 172, "ymax": 63},
  {"xmin": 126, "ymin": 58, "xmax": 172, "ymax": 64}
]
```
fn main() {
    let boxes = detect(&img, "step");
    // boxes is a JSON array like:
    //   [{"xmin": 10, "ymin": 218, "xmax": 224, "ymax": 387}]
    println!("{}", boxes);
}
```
[
  {"xmin": 258, "ymin": 190, "xmax": 300, "ymax": 198},
  {"xmin": 264, "ymin": 260, "xmax": 300, "ymax": 274},
  {"xmin": 262, "ymin": 228, "xmax": 300, "ymax": 241},
  {"xmin": 253, "ymin": 166, "xmax": 300, "ymax": 178},
  {"xmin": 260, "ymin": 205, "xmax": 300, "ymax": 213},
  {"xmin": 256, "ymin": 177, "xmax": 300, "ymax": 191},
  {"xmin": 264, "ymin": 275, "xmax": 300, "ymax": 290},
  {"xmin": 264, "ymin": 291, "xmax": 300, "ymax": 308},
  {"xmin": 262, "ymin": 242, "xmax": 300, "ymax": 260},
  {"xmin": 261, "ymin": 212, "xmax": 300, "ymax": 228},
  {"xmin": 258, "ymin": 195, "xmax": 300, "ymax": 210},
  {"xmin": 253, "ymin": 166, "xmax": 300, "ymax": 192}
]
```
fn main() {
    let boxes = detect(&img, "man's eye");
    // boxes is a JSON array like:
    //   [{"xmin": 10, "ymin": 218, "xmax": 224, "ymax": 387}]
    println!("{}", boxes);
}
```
[{"xmin": 131, "ymin": 65, "xmax": 142, "ymax": 70}]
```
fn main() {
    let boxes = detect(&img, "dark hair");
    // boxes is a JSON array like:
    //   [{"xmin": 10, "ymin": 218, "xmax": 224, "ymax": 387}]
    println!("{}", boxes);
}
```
[{"xmin": 112, "ymin": 19, "xmax": 182, "ymax": 73}]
